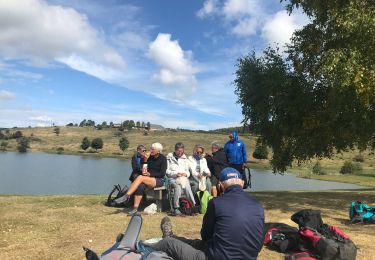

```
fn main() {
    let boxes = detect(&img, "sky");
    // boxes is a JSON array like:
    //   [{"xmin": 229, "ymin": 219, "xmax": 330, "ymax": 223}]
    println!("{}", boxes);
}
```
[{"xmin": 0, "ymin": 0, "xmax": 309, "ymax": 130}]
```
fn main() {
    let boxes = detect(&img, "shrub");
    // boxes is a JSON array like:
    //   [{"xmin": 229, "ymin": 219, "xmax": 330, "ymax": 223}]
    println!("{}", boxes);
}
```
[
  {"xmin": 119, "ymin": 137, "xmax": 129, "ymax": 153},
  {"xmin": 91, "ymin": 138, "xmax": 103, "ymax": 151},
  {"xmin": 56, "ymin": 147, "xmax": 64, "ymax": 154},
  {"xmin": 81, "ymin": 137, "xmax": 90, "ymax": 151},
  {"xmin": 0, "ymin": 141, "xmax": 8, "ymax": 151},
  {"xmin": 252, "ymin": 139, "xmax": 268, "ymax": 160},
  {"xmin": 17, "ymin": 137, "xmax": 29, "ymax": 153},
  {"xmin": 340, "ymin": 161, "xmax": 362, "ymax": 174},
  {"xmin": 353, "ymin": 154, "xmax": 365, "ymax": 162},
  {"xmin": 312, "ymin": 161, "xmax": 326, "ymax": 175}
]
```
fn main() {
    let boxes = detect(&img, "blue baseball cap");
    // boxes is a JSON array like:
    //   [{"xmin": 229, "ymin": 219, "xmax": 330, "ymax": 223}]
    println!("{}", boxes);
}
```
[{"xmin": 220, "ymin": 167, "xmax": 241, "ymax": 181}]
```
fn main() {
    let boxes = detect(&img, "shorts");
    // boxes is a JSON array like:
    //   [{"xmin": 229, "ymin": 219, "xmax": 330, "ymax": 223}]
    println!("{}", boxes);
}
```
[{"xmin": 155, "ymin": 178, "xmax": 164, "ymax": 187}]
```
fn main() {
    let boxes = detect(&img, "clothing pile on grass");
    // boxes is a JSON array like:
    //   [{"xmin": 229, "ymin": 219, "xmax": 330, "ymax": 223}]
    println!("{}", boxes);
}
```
[
  {"xmin": 263, "ymin": 209, "xmax": 357, "ymax": 260},
  {"xmin": 349, "ymin": 201, "xmax": 375, "ymax": 224}
]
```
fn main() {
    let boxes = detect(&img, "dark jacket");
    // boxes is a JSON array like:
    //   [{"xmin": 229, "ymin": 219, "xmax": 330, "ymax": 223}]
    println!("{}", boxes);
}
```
[
  {"xmin": 142, "ymin": 154, "xmax": 167, "ymax": 179},
  {"xmin": 129, "ymin": 154, "xmax": 142, "ymax": 182},
  {"xmin": 201, "ymin": 185, "xmax": 264, "ymax": 260},
  {"xmin": 208, "ymin": 148, "xmax": 228, "ymax": 179},
  {"xmin": 224, "ymin": 131, "xmax": 247, "ymax": 165}
]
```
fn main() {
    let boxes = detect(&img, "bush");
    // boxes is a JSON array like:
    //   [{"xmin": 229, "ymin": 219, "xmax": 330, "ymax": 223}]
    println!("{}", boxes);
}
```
[
  {"xmin": 312, "ymin": 161, "xmax": 326, "ymax": 175},
  {"xmin": 17, "ymin": 137, "xmax": 29, "ymax": 153},
  {"xmin": 56, "ymin": 147, "xmax": 64, "ymax": 154},
  {"xmin": 353, "ymin": 154, "xmax": 365, "ymax": 162},
  {"xmin": 252, "ymin": 140, "xmax": 268, "ymax": 159},
  {"xmin": 91, "ymin": 138, "xmax": 103, "ymax": 151},
  {"xmin": 340, "ymin": 161, "xmax": 362, "ymax": 174},
  {"xmin": 0, "ymin": 141, "xmax": 8, "ymax": 151},
  {"xmin": 81, "ymin": 137, "xmax": 90, "ymax": 151},
  {"xmin": 119, "ymin": 137, "xmax": 129, "ymax": 153}
]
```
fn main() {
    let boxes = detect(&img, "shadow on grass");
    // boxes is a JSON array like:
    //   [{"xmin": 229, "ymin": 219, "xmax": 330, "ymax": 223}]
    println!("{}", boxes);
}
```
[{"xmin": 252, "ymin": 189, "xmax": 375, "ymax": 217}]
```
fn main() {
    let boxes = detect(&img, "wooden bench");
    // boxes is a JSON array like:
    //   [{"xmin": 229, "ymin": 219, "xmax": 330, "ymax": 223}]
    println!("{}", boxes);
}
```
[{"xmin": 145, "ymin": 186, "xmax": 169, "ymax": 212}]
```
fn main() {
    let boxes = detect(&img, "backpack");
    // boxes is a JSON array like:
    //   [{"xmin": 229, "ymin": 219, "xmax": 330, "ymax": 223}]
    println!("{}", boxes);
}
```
[
  {"xmin": 291, "ymin": 209, "xmax": 357, "ymax": 260},
  {"xmin": 83, "ymin": 215, "xmax": 173, "ymax": 260},
  {"xmin": 349, "ymin": 201, "xmax": 375, "ymax": 224},
  {"xmin": 196, "ymin": 190, "xmax": 213, "ymax": 214},
  {"xmin": 263, "ymin": 223, "xmax": 304, "ymax": 253},
  {"xmin": 105, "ymin": 184, "xmax": 131, "ymax": 207},
  {"xmin": 179, "ymin": 197, "xmax": 200, "ymax": 215}
]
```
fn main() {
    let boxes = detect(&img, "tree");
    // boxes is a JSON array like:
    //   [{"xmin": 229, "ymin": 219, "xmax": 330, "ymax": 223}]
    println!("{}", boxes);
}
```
[
  {"xmin": 136, "ymin": 121, "xmax": 141, "ymax": 129},
  {"xmin": 0, "ymin": 141, "xmax": 8, "ymax": 151},
  {"xmin": 129, "ymin": 120, "xmax": 135, "ymax": 130},
  {"xmin": 79, "ymin": 119, "xmax": 87, "ymax": 127},
  {"xmin": 119, "ymin": 137, "xmax": 129, "ymax": 154},
  {"xmin": 252, "ymin": 138, "xmax": 269, "ymax": 160},
  {"xmin": 13, "ymin": 130, "xmax": 23, "ymax": 139},
  {"xmin": 53, "ymin": 127, "xmax": 60, "ymax": 136},
  {"xmin": 91, "ymin": 138, "xmax": 103, "ymax": 151},
  {"xmin": 141, "ymin": 122, "xmax": 145, "ymax": 128},
  {"xmin": 96, "ymin": 124, "xmax": 103, "ymax": 130},
  {"xmin": 81, "ymin": 137, "xmax": 90, "ymax": 151},
  {"xmin": 17, "ymin": 137, "xmax": 29, "ymax": 153},
  {"xmin": 109, "ymin": 121, "xmax": 114, "ymax": 128},
  {"xmin": 101, "ymin": 121, "xmax": 107, "ymax": 128},
  {"xmin": 146, "ymin": 122, "xmax": 151, "ymax": 130},
  {"xmin": 234, "ymin": 0, "xmax": 375, "ymax": 172}
]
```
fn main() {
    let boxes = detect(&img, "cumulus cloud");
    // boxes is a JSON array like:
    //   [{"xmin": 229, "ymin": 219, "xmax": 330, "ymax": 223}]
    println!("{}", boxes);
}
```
[
  {"xmin": 0, "ymin": 90, "xmax": 16, "ymax": 100},
  {"xmin": 148, "ymin": 33, "xmax": 198, "ymax": 95},
  {"xmin": 29, "ymin": 115, "xmax": 53, "ymax": 122},
  {"xmin": 262, "ymin": 10, "xmax": 309, "ymax": 49},
  {"xmin": 0, "ymin": 0, "xmax": 125, "ymax": 81},
  {"xmin": 197, "ymin": 0, "xmax": 263, "ymax": 37}
]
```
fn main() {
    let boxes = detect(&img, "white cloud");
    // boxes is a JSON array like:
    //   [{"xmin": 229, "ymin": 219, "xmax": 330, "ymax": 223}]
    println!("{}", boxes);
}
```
[
  {"xmin": 0, "ymin": 0, "xmax": 125, "ymax": 81},
  {"xmin": 197, "ymin": 0, "xmax": 264, "ymax": 37},
  {"xmin": 262, "ymin": 10, "xmax": 309, "ymax": 49},
  {"xmin": 0, "ymin": 90, "xmax": 16, "ymax": 100},
  {"xmin": 197, "ymin": 0, "xmax": 219, "ymax": 18},
  {"xmin": 148, "ymin": 33, "xmax": 198, "ymax": 95},
  {"xmin": 29, "ymin": 115, "xmax": 52, "ymax": 122}
]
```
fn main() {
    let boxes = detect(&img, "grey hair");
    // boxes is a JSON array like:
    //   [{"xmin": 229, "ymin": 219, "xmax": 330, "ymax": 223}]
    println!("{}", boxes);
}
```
[
  {"xmin": 222, "ymin": 178, "xmax": 243, "ymax": 189},
  {"xmin": 211, "ymin": 141, "xmax": 222, "ymax": 149},
  {"xmin": 175, "ymin": 142, "xmax": 184, "ymax": 150},
  {"xmin": 151, "ymin": 142, "xmax": 163, "ymax": 152}
]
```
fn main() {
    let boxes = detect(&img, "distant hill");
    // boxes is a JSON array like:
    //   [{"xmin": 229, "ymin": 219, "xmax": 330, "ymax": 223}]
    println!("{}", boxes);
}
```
[{"xmin": 210, "ymin": 126, "xmax": 252, "ymax": 134}]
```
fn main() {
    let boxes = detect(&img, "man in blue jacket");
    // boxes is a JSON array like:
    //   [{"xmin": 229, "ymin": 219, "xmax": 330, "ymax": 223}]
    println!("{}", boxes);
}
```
[
  {"xmin": 224, "ymin": 131, "xmax": 248, "ymax": 187},
  {"xmin": 151, "ymin": 167, "xmax": 265, "ymax": 260}
]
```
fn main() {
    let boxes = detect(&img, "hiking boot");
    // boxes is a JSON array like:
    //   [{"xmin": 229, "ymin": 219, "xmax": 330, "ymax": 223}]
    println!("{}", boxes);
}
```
[
  {"xmin": 160, "ymin": 216, "xmax": 173, "ymax": 238},
  {"xmin": 114, "ymin": 194, "xmax": 130, "ymax": 204},
  {"xmin": 127, "ymin": 207, "xmax": 139, "ymax": 216},
  {"xmin": 173, "ymin": 208, "xmax": 182, "ymax": 216}
]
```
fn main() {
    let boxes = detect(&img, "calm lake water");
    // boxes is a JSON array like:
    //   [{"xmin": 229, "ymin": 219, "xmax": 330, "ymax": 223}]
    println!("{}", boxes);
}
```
[{"xmin": 0, "ymin": 151, "xmax": 365, "ymax": 195}]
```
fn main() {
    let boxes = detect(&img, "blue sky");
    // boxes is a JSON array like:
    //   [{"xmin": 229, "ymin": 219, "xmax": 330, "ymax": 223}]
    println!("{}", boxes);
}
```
[{"xmin": 0, "ymin": 0, "xmax": 308, "ymax": 130}]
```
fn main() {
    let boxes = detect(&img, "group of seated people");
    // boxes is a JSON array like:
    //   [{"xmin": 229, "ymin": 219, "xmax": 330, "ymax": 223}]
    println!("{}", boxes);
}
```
[{"xmin": 115, "ymin": 139, "xmax": 242, "ymax": 216}]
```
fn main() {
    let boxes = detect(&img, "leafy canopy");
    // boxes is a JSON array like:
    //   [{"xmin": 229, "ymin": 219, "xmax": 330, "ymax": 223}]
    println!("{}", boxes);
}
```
[{"xmin": 235, "ymin": 0, "xmax": 375, "ymax": 172}]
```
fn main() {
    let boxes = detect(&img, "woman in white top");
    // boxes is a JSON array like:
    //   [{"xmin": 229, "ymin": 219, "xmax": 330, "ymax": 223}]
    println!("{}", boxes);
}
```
[{"xmin": 188, "ymin": 144, "xmax": 212, "ymax": 194}]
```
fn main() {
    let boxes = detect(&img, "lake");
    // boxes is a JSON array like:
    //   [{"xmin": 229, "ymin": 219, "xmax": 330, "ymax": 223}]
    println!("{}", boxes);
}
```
[{"xmin": 0, "ymin": 151, "xmax": 365, "ymax": 195}]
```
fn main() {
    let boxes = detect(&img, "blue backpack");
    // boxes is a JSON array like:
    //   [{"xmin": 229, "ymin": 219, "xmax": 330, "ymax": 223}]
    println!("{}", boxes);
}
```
[{"xmin": 349, "ymin": 201, "xmax": 375, "ymax": 224}]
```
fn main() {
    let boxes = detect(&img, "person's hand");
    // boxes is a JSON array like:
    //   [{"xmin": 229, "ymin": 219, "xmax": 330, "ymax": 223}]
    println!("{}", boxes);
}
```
[
  {"xmin": 176, "ymin": 173, "xmax": 182, "ymax": 177},
  {"xmin": 142, "ymin": 171, "xmax": 150, "ymax": 176}
]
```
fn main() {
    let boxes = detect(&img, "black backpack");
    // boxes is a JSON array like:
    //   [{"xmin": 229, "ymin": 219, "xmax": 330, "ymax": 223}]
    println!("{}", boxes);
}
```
[
  {"xmin": 105, "ymin": 184, "xmax": 131, "ymax": 207},
  {"xmin": 291, "ymin": 209, "xmax": 357, "ymax": 260},
  {"xmin": 263, "ymin": 223, "xmax": 304, "ymax": 253},
  {"xmin": 179, "ymin": 197, "xmax": 200, "ymax": 215}
]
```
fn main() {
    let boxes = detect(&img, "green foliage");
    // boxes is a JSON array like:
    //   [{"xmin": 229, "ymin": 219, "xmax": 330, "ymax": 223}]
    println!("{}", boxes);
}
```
[
  {"xmin": 80, "ymin": 137, "xmax": 90, "ymax": 151},
  {"xmin": 312, "ymin": 161, "xmax": 326, "ymax": 175},
  {"xmin": 252, "ymin": 139, "xmax": 269, "ymax": 160},
  {"xmin": 118, "ymin": 137, "xmax": 129, "ymax": 153},
  {"xmin": 146, "ymin": 122, "xmax": 151, "ymax": 130},
  {"xmin": 13, "ymin": 130, "xmax": 23, "ymax": 139},
  {"xmin": 0, "ymin": 141, "xmax": 8, "ymax": 151},
  {"xmin": 91, "ymin": 138, "xmax": 103, "ymax": 151},
  {"xmin": 56, "ymin": 147, "xmax": 64, "ymax": 154},
  {"xmin": 17, "ymin": 137, "xmax": 29, "ymax": 153},
  {"xmin": 234, "ymin": 0, "xmax": 375, "ymax": 172},
  {"xmin": 340, "ymin": 161, "xmax": 363, "ymax": 174}
]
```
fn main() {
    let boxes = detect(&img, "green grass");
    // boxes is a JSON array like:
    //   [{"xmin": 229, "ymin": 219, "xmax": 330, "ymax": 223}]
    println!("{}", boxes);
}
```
[{"xmin": 1, "ymin": 191, "xmax": 374, "ymax": 259}]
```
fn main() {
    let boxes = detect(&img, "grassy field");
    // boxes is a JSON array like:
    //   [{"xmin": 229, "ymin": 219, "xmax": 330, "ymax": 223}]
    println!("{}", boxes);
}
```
[
  {"xmin": 2, "ymin": 126, "xmax": 375, "ymax": 186},
  {"xmin": 1, "ymin": 190, "xmax": 375, "ymax": 260}
]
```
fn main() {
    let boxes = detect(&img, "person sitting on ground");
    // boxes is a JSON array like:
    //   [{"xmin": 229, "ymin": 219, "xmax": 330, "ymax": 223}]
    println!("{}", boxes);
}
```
[
  {"xmin": 188, "ymin": 145, "xmax": 211, "ymax": 194},
  {"xmin": 115, "ymin": 142, "xmax": 167, "ymax": 216},
  {"xmin": 166, "ymin": 142, "xmax": 196, "ymax": 216},
  {"xmin": 150, "ymin": 167, "xmax": 265, "ymax": 260},
  {"xmin": 129, "ymin": 144, "xmax": 147, "ymax": 182},
  {"xmin": 205, "ymin": 141, "xmax": 228, "ymax": 197}
]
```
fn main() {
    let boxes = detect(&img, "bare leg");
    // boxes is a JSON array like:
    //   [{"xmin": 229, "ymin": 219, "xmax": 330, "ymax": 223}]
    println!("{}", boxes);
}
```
[
  {"xmin": 127, "ymin": 175, "xmax": 157, "ymax": 195},
  {"xmin": 133, "ymin": 195, "xmax": 143, "ymax": 208}
]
